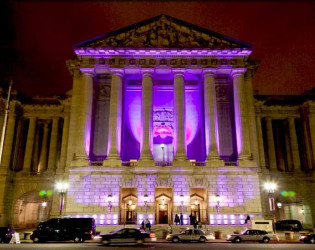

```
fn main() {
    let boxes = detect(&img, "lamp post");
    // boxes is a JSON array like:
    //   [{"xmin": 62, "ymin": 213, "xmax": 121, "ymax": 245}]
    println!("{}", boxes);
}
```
[
  {"xmin": 264, "ymin": 182, "xmax": 277, "ymax": 233},
  {"xmin": 215, "ymin": 194, "xmax": 221, "ymax": 213},
  {"xmin": 179, "ymin": 193, "xmax": 185, "ymax": 213},
  {"xmin": 161, "ymin": 144, "xmax": 165, "ymax": 163},
  {"xmin": 56, "ymin": 182, "xmax": 69, "ymax": 216},
  {"xmin": 107, "ymin": 194, "xmax": 113, "ymax": 213},
  {"xmin": 143, "ymin": 193, "xmax": 149, "ymax": 213}
]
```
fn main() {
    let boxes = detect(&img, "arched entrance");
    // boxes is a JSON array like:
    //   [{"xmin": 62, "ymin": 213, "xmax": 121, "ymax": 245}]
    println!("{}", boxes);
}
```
[
  {"xmin": 13, "ymin": 191, "xmax": 51, "ymax": 228},
  {"xmin": 155, "ymin": 188, "xmax": 173, "ymax": 224}
]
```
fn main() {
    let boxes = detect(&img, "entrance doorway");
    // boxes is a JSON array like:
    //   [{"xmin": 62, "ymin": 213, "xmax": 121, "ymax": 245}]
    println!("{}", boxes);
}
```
[
  {"xmin": 121, "ymin": 188, "xmax": 137, "ymax": 224},
  {"xmin": 190, "ymin": 188, "xmax": 207, "ymax": 224},
  {"xmin": 155, "ymin": 188, "xmax": 173, "ymax": 224}
]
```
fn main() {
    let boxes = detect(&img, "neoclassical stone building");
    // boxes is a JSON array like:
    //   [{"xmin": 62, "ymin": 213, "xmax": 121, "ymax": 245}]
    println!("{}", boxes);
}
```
[{"xmin": 0, "ymin": 15, "xmax": 314, "ymax": 229}]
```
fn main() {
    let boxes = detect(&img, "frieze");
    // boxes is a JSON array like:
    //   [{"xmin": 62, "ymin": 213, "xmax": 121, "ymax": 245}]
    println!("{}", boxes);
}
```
[
  {"xmin": 77, "ymin": 57, "xmax": 245, "ymax": 69},
  {"xmin": 121, "ymin": 175, "xmax": 139, "ymax": 187},
  {"xmin": 156, "ymin": 176, "xmax": 173, "ymax": 187},
  {"xmin": 188, "ymin": 176, "xmax": 208, "ymax": 188}
]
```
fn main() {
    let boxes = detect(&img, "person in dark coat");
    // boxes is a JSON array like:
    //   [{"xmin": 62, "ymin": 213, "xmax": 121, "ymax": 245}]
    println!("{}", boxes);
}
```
[
  {"xmin": 174, "ymin": 214, "xmax": 180, "ymax": 225},
  {"xmin": 180, "ymin": 213, "xmax": 184, "ymax": 225},
  {"xmin": 141, "ymin": 220, "xmax": 145, "ymax": 230},
  {"xmin": 145, "ymin": 218, "xmax": 151, "ymax": 232}
]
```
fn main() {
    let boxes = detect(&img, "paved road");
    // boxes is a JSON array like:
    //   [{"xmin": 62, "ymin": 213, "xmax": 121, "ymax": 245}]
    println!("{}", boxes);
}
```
[{"xmin": 0, "ymin": 243, "xmax": 315, "ymax": 250}]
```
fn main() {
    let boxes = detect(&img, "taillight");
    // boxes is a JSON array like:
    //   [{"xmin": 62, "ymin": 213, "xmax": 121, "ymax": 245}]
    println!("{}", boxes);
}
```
[
  {"xmin": 90, "ymin": 230, "xmax": 93, "ymax": 235},
  {"xmin": 149, "ymin": 233, "xmax": 156, "ymax": 238},
  {"xmin": 6, "ymin": 233, "xmax": 11, "ymax": 237}
]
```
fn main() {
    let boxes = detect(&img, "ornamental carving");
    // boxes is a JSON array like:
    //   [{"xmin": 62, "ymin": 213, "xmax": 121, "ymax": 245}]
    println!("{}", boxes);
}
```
[
  {"xmin": 156, "ymin": 177, "xmax": 173, "ymax": 187},
  {"xmin": 215, "ymin": 84, "xmax": 229, "ymax": 102},
  {"xmin": 153, "ymin": 108, "xmax": 173, "ymax": 122},
  {"xmin": 96, "ymin": 84, "xmax": 111, "ymax": 101},
  {"xmin": 76, "ymin": 15, "xmax": 248, "ymax": 49},
  {"xmin": 121, "ymin": 175, "xmax": 139, "ymax": 187},
  {"xmin": 188, "ymin": 176, "xmax": 208, "ymax": 187}
]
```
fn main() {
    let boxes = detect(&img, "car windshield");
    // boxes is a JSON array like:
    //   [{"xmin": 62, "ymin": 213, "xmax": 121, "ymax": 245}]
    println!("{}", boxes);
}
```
[{"xmin": 240, "ymin": 230, "xmax": 248, "ymax": 235}]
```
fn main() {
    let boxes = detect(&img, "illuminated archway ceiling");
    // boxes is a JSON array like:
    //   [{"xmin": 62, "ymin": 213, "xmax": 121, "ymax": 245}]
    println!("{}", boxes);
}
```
[{"xmin": 74, "ymin": 14, "xmax": 252, "ymax": 49}]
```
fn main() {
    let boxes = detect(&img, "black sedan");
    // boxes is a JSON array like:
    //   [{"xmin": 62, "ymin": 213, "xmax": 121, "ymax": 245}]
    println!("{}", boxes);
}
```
[
  {"xmin": 300, "ymin": 233, "xmax": 315, "ymax": 244},
  {"xmin": 0, "ymin": 227, "xmax": 15, "ymax": 243},
  {"xmin": 98, "ymin": 228, "xmax": 157, "ymax": 245}
]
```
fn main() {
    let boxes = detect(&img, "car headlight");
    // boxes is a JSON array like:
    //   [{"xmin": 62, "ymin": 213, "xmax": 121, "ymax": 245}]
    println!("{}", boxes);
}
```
[{"xmin": 226, "ymin": 234, "xmax": 231, "ymax": 239}]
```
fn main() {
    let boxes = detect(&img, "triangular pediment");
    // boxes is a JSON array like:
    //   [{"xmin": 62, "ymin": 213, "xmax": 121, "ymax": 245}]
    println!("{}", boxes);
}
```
[{"xmin": 74, "ymin": 14, "xmax": 252, "ymax": 49}]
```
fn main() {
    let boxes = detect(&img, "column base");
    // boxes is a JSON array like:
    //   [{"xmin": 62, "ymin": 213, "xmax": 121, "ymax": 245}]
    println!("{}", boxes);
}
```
[
  {"xmin": 138, "ymin": 159, "xmax": 155, "ymax": 167},
  {"xmin": 172, "ymin": 159, "xmax": 190, "ymax": 167},
  {"xmin": 205, "ymin": 159, "xmax": 224, "ymax": 167},
  {"xmin": 237, "ymin": 159, "xmax": 257, "ymax": 167},
  {"xmin": 103, "ymin": 158, "xmax": 121, "ymax": 167},
  {"xmin": 71, "ymin": 158, "xmax": 89, "ymax": 167}
]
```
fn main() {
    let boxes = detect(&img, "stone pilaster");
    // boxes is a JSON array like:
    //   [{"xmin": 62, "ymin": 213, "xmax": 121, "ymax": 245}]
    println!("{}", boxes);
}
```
[
  {"xmin": 138, "ymin": 69, "xmax": 154, "ymax": 166},
  {"xmin": 232, "ymin": 69, "xmax": 253, "ymax": 166},
  {"xmin": 309, "ymin": 110, "xmax": 315, "ymax": 169},
  {"xmin": 288, "ymin": 117, "xmax": 301, "ymax": 172},
  {"xmin": 73, "ymin": 71, "xmax": 94, "ymax": 166},
  {"xmin": 47, "ymin": 117, "xmax": 59, "ymax": 173},
  {"xmin": 38, "ymin": 122, "xmax": 49, "ymax": 172},
  {"xmin": 173, "ymin": 70, "xmax": 188, "ymax": 166},
  {"xmin": 22, "ymin": 116, "xmax": 36, "ymax": 173},
  {"xmin": 256, "ymin": 115, "xmax": 266, "ymax": 169},
  {"xmin": 104, "ymin": 70, "xmax": 123, "ymax": 167},
  {"xmin": 0, "ymin": 102, "xmax": 16, "ymax": 173},
  {"xmin": 57, "ymin": 108, "xmax": 70, "ymax": 174},
  {"xmin": 265, "ymin": 117, "xmax": 277, "ymax": 171},
  {"xmin": 203, "ymin": 69, "xmax": 223, "ymax": 167}
]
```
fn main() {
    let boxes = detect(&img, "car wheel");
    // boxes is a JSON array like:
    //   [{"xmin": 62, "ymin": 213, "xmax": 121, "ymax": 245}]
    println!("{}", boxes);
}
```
[
  {"xmin": 234, "ymin": 237, "xmax": 242, "ymax": 243},
  {"xmin": 262, "ymin": 237, "xmax": 270, "ymax": 243},
  {"xmin": 199, "ymin": 236, "xmax": 206, "ymax": 243},
  {"xmin": 310, "ymin": 238, "xmax": 315, "ymax": 244},
  {"xmin": 136, "ymin": 239, "xmax": 144, "ymax": 245},
  {"xmin": 73, "ymin": 236, "xmax": 81, "ymax": 243},
  {"xmin": 102, "ymin": 239, "xmax": 111, "ymax": 245},
  {"xmin": 172, "ymin": 236, "xmax": 180, "ymax": 243},
  {"xmin": 33, "ymin": 237, "xmax": 40, "ymax": 243}
]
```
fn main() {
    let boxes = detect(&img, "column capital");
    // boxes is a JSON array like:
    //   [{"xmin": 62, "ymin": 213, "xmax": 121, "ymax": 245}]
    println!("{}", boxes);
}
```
[
  {"xmin": 141, "ymin": 68, "xmax": 154, "ymax": 76},
  {"xmin": 231, "ymin": 68, "xmax": 246, "ymax": 78},
  {"xmin": 203, "ymin": 68, "xmax": 217, "ymax": 77},
  {"xmin": 80, "ymin": 68, "xmax": 95, "ymax": 76},
  {"xmin": 173, "ymin": 69, "xmax": 185, "ymax": 77},
  {"xmin": 111, "ymin": 69, "xmax": 124, "ymax": 77}
]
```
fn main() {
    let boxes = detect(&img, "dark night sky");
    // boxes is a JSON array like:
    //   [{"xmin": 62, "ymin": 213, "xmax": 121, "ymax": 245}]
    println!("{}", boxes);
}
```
[{"xmin": 4, "ymin": 1, "xmax": 315, "ymax": 96}]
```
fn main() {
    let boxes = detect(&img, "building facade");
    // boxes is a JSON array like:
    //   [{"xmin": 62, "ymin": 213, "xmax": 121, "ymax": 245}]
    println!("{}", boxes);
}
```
[{"xmin": 0, "ymin": 15, "xmax": 314, "ymax": 229}]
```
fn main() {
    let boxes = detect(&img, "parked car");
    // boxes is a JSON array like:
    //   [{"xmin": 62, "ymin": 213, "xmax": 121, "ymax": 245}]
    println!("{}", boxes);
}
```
[
  {"xmin": 275, "ymin": 220, "xmax": 303, "ymax": 231},
  {"xmin": 226, "ymin": 229, "xmax": 279, "ymax": 243},
  {"xmin": 99, "ymin": 228, "xmax": 156, "ymax": 245},
  {"xmin": 299, "ymin": 233, "xmax": 315, "ymax": 244},
  {"xmin": 30, "ymin": 217, "xmax": 96, "ymax": 243},
  {"xmin": 0, "ymin": 227, "xmax": 15, "ymax": 243},
  {"xmin": 166, "ymin": 229, "xmax": 215, "ymax": 243}
]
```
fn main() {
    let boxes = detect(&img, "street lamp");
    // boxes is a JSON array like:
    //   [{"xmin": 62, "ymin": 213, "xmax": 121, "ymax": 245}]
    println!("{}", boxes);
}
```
[
  {"xmin": 107, "ymin": 194, "xmax": 113, "ymax": 213},
  {"xmin": 55, "ymin": 182, "xmax": 69, "ymax": 216},
  {"xmin": 143, "ymin": 193, "xmax": 149, "ymax": 212},
  {"xmin": 264, "ymin": 182, "xmax": 277, "ymax": 233},
  {"xmin": 214, "ymin": 194, "xmax": 221, "ymax": 213}
]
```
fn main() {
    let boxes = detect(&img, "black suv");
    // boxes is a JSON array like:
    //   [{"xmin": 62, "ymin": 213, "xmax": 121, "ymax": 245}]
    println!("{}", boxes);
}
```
[
  {"xmin": 31, "ymin": 218, "xmax": 96, "ymax": 243},
  {"xmin": 0, "ymin": 227, "xmax": 15, "ymax": 243},
  {"xmin": 275, "ymin": 220, "xmax": 303, "ymax": 231}
]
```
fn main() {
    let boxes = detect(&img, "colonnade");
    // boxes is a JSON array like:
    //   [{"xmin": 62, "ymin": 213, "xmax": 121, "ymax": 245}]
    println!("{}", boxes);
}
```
[{"xmin": 68, "ymin": 68, "xmax": 254, "ymax": 167}]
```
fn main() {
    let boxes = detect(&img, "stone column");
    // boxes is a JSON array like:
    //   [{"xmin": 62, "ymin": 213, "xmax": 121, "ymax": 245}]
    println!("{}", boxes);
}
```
[
  {"xmin": 38, "ymin": 122, "xmax": 49, "ymax": 172},
  {"xmin": 22, "ymin": 116, "xmax": 36, "ymax": 173},
  {"xmin": 265, "ymin": 117, "xmax": 277, "ymax": 171},
  {"xmin": 203, "ymin": 69, "xmax": 223, "ymax": 167},
  {"xmin": 256, "ymin": 115, "xmax": 266, "ymax": 169},
  {"xmin": 104, "ymin": 70, "xmax": 123, "ymax": 166},
  {"xmin": 0, "ymin": 102, "xmax": 16, "ymax": 173},
  {"xmin": 173, "ymin": 70, "xmax": 188, "ymax": 166},
  {"xmin": 73, "ymin": 71, "xmax": 93, "ymax": 166},
  {"xmin": 309, "ymin": 112, "xmax": 315, "ymax": 169},
  {"xmin": 47, "ymin": 117, "xmax": 59, "ymax": 173},
  {"xmin": 139, "ymin": 69, "xmax": 154, "ymax": 166},
  {"xmin": 232, "ymin": 69, "xmax": 252, "ymax": 166},
  {"xmin": 58, "ymin": 108, "xmax": 70, "ymax": 174},
  {"xmin": 288, "ymin": 117, "xmax": 301, "ymax": 172},
  {"xmin": 284, "ymin": 123, "xmax": 293, "ymax": 172},
  {"xmin": 302, "ymin": 116, "xmax": 313, "ymax": 171}
]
